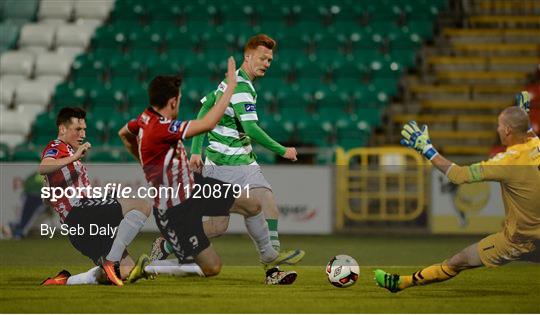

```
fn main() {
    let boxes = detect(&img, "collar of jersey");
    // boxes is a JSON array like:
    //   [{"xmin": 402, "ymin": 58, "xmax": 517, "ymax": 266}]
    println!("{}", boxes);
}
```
[
  {"xmin": 507, "ymin": 136, "xmax": 540, "ymax": 151},
  {"xmin": 237, "ymin": 68, "xmax": 251, "ymax": 82}
]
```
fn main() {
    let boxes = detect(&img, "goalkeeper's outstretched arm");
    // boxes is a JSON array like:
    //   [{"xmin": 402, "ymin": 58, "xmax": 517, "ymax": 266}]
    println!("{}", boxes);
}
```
[{"xmin": 399, "ymin": 120, "xmax": 480, "ymax": 185}]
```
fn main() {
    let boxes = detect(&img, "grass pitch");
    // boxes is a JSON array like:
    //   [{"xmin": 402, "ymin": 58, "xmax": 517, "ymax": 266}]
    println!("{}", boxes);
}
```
[{"xmin": 1, "ymin": 234, "xmax": 539, "ymax": 313}]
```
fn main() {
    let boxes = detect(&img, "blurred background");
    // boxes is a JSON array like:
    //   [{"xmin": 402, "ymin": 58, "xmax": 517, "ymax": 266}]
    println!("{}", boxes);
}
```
[{"xmin": 0, "ymin": 0, "xmax": 539, "ymax": 236}]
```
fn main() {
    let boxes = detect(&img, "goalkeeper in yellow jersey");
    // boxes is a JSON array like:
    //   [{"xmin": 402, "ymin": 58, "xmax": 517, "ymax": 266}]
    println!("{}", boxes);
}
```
[{"xmin": 375, "ymin": 92, "xmax": 540, "ymax": 293}]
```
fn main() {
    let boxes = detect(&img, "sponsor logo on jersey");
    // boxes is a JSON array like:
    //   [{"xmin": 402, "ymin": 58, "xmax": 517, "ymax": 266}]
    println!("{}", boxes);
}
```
[
  {"xmin": 43, "ymin": 148, "xmax": 59, "ymax": 158},
  {"xmin": 168, "ymin": 120, "xmax": 183, "ymax": 134},
  {"xmin": 141, "ymin": 113, "xmax": 150, "ymax": 124},
  {"xmin": 244, "ymin": 103, "xmax": 256, "ymax": 112}
]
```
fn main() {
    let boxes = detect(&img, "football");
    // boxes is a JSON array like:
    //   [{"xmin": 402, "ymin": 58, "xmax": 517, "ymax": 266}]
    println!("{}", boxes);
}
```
[{"xmin": 326, "ymin": 255, "xmax": 360, "ymax": 288}]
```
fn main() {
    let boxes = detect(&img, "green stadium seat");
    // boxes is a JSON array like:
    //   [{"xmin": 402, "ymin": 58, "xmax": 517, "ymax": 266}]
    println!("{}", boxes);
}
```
[
  {"xmin": 332, "ymin": 60, "xmax": 369, "ymax": 80},
  {"xmin": 258, "ymin": 116, "xmax": 294, "ymax": 143},
  {"xmin": 183, "ymin": 3, "xmax": 219, "ymax": 23},
  {"xmin": 369, "ymin": 57, "xmax": 403, "ymax": 78},
  {"xmin": 92, "ymin": 25, "xmax": 126, "ymax": 50},
  {"xmin": 255, "ymin": 151, "xmax": 276, "ymax": 165},
  {"xmin": 336, "ymin": 119, "xmax": 372, "ymax": 150},
  {"xmin": 3, "ymin": 0, "xmax": 38, "ymax": 21},
  {"xmin": 0, "ymin": 22, "xmax": 19, "ymax": 50},
  {"xmin": 353, "ymin": 107, "xmax": 383, "ymax": 127},
  {"xmin": 147, "ymin": 2, "xmax": 182, "ymax": 22},
  {"xmin": 89, "ymin": 148, "xmax": 124, "ymax": 162},
  {"xmin": 71, "ymin": 54, "xmax": 106, "ymax": 80},
  {"xmin": 296, "ymin": 118, "xmax": 334, "ymax": 147},
  {"xmin": 365, "ymin": 2, "xmax": 402, "ymax": 22},
  {"xmin": 403, "ymin": 2, "xmax": 440, "ymax": 20},
  {"xmin": 389, "ymin": 49, "xmax": 417, "ymax": 68},
  {"xmin": 52, "ymin": 84, "xmax": 87, "ymax": 108},
  {"xmin": 0, "ymin": 142, "xmax": 11, "ymax": 161},
  {"xmin": 333, "ymin": 78, "xmax": 364, "ymax": 95},
  {"xmin": 371, "ymin": 77, "xmax": 399, "ymax": 97},
  {"xmin": 127, "ymin": 89, "xmax": 148, "ymax": 109},
  {"xmin": 351, "ymin": 49, "xmax": 381, "ymax": 66},
  {"xmin": 406, "ymin": 19, "xmax": 434, "ymax": 40},
  {"xmin": 12, "ymin": 145, "xmax": 41, "ymax": 162}
]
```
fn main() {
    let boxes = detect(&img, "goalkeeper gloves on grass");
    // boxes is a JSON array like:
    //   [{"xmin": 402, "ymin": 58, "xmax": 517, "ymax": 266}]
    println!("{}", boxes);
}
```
[{"xmin": 400, "ymin": 121, "xmax": 439, "ymax": 160}]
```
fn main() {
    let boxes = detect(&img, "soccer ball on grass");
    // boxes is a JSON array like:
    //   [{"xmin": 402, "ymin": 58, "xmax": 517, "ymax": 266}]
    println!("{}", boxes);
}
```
[{"xmin": 326, "ymin": 254, "xmax": 360, "ymax": 288}]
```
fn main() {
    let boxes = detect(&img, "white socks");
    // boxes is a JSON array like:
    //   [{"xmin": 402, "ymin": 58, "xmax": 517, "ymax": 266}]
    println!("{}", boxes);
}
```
[
  {"xmin": 106, "ymin": 210, "xmax": 147, "ymax": 262},
  {"xmin": 66, "ymin": 266, "xmax": 100, "ymax": 285},
  {"xmin": 244, "ymin": 212, "xmax": 278, "ymax": 263},
  {"xmin": 144, "ymin": 260, "xmax": 204, "ymax": 277}
]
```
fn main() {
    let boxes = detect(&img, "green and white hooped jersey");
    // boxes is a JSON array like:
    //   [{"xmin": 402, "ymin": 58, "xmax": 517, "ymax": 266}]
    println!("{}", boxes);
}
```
[{"xmin": 201, "ymin": 68, "xmax": 258, "ymax": 165}]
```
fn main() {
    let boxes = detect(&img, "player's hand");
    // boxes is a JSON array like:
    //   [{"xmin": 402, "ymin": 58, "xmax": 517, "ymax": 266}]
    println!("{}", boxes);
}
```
[
  {"xmin": 400, "ymin": 121, "xmax": 438, "ymax": 160},
  {"xmin": 226, "ymin": 56, "xmax": 237, "ymax": 89},
  {"xmin": 514, "ymin": 91, "xmax": 530, "ymax": 114},
  {"xmin": 189, "ymin": 154, "xmax": 203, "ymax": 173},
  {"xmin": 282, "ymin": 147, "xmax": 297, "ymax": 162},
  {"xmin": 74, "ymin": 142, "xmax": 91, "ymax": 160}
]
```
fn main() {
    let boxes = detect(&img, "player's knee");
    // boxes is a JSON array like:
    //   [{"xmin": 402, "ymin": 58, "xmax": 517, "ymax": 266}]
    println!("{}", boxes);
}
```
[
  {"xmin": 134, "ymin": 199, "xmax": 151, "ymax": 217},
  {"xmin": 244, "ymin": 196, "xmax": 261, "ymax": 216},
  {"xmin": 446, "ymin": 252, "xmax": 468, "ymax": 272},
  {"xmin": 201, "ymin": 261, "xmax": 221, "ymax": 277}
]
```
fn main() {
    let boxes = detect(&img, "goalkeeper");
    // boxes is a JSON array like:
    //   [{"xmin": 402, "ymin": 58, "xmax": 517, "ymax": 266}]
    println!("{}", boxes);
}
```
[{"xmin": 375, "ymin": 92, "xmax": 540, "ymax": 293}]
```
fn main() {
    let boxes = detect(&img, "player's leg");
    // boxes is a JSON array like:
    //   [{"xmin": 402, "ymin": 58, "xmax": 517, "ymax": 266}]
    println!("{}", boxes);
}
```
[
  {"xmin": 375, "ymin": 243, "xmax": 481, "ymax": 293},
  {"xmin": 42, "ymin": 267, "xmax": 103, "ymax": 286},
  {"xmin": 249, "ymin": 187, "xmax": 281, "ymax": 251},
  {"xmin": 101, "ymin": 198, "xmax": 150, "ymax": 285},
  {"xmin": 105, "ymin": 198, "xmax": 150, "ymax": 262}
]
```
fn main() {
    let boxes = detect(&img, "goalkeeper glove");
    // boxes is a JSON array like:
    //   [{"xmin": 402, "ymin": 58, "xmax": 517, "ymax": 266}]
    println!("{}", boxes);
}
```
[
  {"xmin": 400, "ymin": 121, "xmax": 439, "ymax": 160},
  {"xmin": 514, "ymin": 91, "xmax": 530, "ymax": 113}
]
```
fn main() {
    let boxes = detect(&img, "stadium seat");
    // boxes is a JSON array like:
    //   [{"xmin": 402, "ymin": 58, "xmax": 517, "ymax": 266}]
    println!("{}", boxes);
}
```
[
  {"xmin": 0, "ymin": 75, "xmax": 26, "ymax": 105},
  {"xmin": 0, "ymin": 142, "xmax": 11, "ymax": 161},
  {"xmin": 34, "ymin": 53, "xmax": 71, "ymax": 77},
  {"xmin": 296, "ymin": 117, "xmax": 334, "ymax": 147},
  {"xmin": 0, "ymin": 51, "xmax": 35, "ymax": 77},
  {"xmin": 3, "ymin": 0, "xmax": 38, "ymax": 21},
  {"xmin": 336, "ymin": 119, "xmax": 372, "ymax": 149},
  {"xmin": 11, "ymin": 145, "xmax": 41, "ymax": 161},
  {"xmin": 18, "ymin": 23, "xmax": 56, "ymax": 49},
  {"xmin": 88, "ymin": 149, "xmax": 124, "ymax": 162},
  {"xmin": 0, "ymin": 107, "xmax": 32, "ymax": 134},
  {"xmin": 55, "ymin": 24, "xmax": 94, "ymax": 48},
  {"xmin": 0, "ymin": 22, "xmax": 20, "ymax": 51},
  {"xmin": 14, "ymin": 81, "xmax": 53, "ymax": 106},
  {"xmin": 258, "ymin": 117, "xmax": 294, "ymax": 143},
  {"xmin": 17, "ymin": 104, "xmax": 45, "ymax": 120},
  {"xmin": 407, "ymin": 19, "xmax": 435, "ymax": 40},
  {"xmin": 38, "ymin": 0, "xmax": 74, "ymax": 21},
  {"xmin": 73, "ymin": 0, "xmax": 114, "ymax": 20}
]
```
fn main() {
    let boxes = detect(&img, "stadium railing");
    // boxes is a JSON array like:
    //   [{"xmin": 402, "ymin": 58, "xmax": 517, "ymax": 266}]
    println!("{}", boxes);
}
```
[{"xmin": 335, "ymin": 146, "xmax": 427, "ymax": 230}]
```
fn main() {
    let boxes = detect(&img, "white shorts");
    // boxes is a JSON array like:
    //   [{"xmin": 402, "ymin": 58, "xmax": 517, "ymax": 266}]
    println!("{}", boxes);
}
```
[{"xmin": 203, "ymin": 158, "xmax": 272, "ymax": 191}]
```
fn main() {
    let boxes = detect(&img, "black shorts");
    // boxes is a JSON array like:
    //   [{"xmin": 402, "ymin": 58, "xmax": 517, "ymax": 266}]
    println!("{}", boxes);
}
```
[
  {"xmin": 154, "ymin": 174, "xmax": 235, "ymax": 262},
  {"xmin": 65, "ymin": 198, "xmax": 123, "ymax": 265}
]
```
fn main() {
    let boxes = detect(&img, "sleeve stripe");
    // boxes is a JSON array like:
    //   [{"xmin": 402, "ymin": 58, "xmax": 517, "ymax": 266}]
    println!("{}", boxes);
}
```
[
  {"xmin": 181, "ymin": 121, "xmax": 191, "ymax": 139},
  {"xmin": 225, "ymin": 107, "xmax": 235, "ymax": 117},
  {"xmin": 125, "ymin": 123, "xmax": 136, "ymax": 135},
  {"xmin": 231, "ymin": 92, "xmax": 255, "ymax": 105},
  {"xmin": 240, "ymin": 113, "xmax": 258, "ymax": 121}
]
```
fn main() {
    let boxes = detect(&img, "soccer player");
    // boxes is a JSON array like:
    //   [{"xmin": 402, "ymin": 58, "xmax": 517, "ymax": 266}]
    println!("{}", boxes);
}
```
[
  {"xmin": 39, "ymin": 107, "xmax": 152, "ymax": 286},
  {"xmin": 118, "ymin": 57, "xmax": 301, "ymax": 284},
  {"xmin": 184, "ymin": 34, "xmax": 304, "ymax": 279},
  {"xmin": 375, "ymin": 102, "xmax": 540, "ymax": 293}
]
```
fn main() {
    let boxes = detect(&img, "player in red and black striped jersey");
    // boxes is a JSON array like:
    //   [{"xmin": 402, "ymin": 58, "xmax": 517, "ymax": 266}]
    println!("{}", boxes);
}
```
[
  {"xmin": 39, "ymin": 107, "xmax": 152, "ymax": 286},
  {"xmin": 119, "ymin": 57, "xmax": 300, "ymax": 284},
  {"xmin": 41, "ymin": 138, "xmax": 91, "ymax": 222}
]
